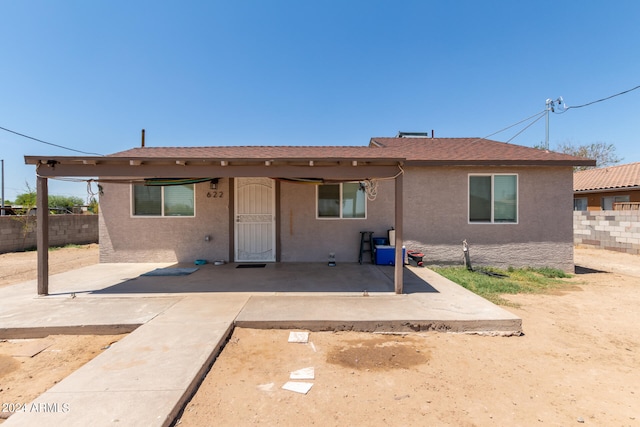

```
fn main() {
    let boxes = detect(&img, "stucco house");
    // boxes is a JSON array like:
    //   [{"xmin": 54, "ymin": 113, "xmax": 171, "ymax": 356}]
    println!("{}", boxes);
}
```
[
  {"xmin": 574, "ymin": 162, "xmax": 640, "ymax": 211},
  {"xmin": 25, "ymin": 134, "xmax": 594, "ymax": 294}
]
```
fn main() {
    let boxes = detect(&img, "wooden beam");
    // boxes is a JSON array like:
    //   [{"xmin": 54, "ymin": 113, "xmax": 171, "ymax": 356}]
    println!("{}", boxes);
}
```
[
  {"xmin": 37, "ymin": 176, "xmax": 49, "ymax": 295},
  {"xmin": 34, "ymin": 163, "xmax": 401, "ymax": 180},
  {"xmin": 394, "ymin": 170, "xmax": 404, "ymax": 294}
]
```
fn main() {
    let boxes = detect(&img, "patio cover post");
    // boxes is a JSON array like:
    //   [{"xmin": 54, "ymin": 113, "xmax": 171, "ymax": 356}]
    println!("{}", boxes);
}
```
[
  {"xmin": 37, "ymin": 176, "xmax": 49, "ymax": 295},
  {"xmin": 394, "ymin": 169, "xmax": 403, "ymax": 294}
]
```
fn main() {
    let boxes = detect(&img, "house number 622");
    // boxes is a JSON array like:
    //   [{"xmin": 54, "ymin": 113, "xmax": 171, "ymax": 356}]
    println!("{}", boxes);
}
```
[{"xmin": 207, "ymin": 191, "xmax": 224, "ymax": 198}]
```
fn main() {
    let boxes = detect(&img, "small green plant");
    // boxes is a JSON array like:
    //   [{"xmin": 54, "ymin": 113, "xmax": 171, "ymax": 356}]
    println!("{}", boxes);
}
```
[
  {"xmin": 526, "ymin": 267, "xmax": 571, "ymax": 278},
  {"xmin": 49, "ymin": 244, "xmax": 83, "ymax": 251},
  {"xmin": 11, "ymin": 182, "xmax": 37, "ymax": 251}
]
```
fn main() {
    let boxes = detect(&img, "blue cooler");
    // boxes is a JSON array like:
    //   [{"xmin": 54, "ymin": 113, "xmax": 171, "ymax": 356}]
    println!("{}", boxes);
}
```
[{"xmin": 375, "ymin": 245, "xmax": 406, "ymax": 266}]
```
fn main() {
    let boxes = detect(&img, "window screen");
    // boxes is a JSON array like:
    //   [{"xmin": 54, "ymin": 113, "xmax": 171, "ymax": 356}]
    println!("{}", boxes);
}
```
[
  {"xmin": 469, "ymin": 176, "xmax": 491, "ymax": 222},
  {"xmin": 317, "ymin": 182, "xmax": 366, "ymax": 219},
  {"xmin": 494, "ymin": 175, "xmax": 517, "ymax": 222},
  {"xmin": 133, "ymin": 185, "xmax": 162, "ymax": 216},
  {"xmin": 132, "ymin": 184, "xmax": 195, "ymax": 217},
  {"xmin": 164, "ymin": 185, "xmax": 195, "ymax": 216},
  {"xmin": 469, "ymin": 175, "xmax": 517, "ymax": 223},
  {"xmin": 342, "ymin": 183, "xmax": 365, "ymax": 218},
  {"xmin": 318, "ymin": 184, "xmax": 340, "ymax": 218}
]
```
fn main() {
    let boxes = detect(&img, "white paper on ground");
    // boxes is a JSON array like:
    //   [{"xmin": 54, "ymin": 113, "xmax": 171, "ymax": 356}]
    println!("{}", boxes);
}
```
[
  {"xmin": 290, "ymin": 367, "xmax": 315, "ymax": 380},
  {"xmin": 288, "ymin": 331, "xmax": 309, "ymax": 343},
  {"xmin": 257, "ymin": 383, "xmax": 275, "ymax": 392},
  {"xmin": 282, "ymin": 381, "xmax": 314, "ymax": 394}
]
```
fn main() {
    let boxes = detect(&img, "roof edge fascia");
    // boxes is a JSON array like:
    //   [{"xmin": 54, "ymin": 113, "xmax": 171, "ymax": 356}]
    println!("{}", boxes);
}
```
[
  {"xmin": 574, "ymin": 185, "xmax": 640, "ymax": 194},
  {"xmin": 25, "ymin": 155, "xmax": 405, "ymax": 164},
  {"xmin": 405, "ymin": 160, "xmax": 596, "ymax": 167}
]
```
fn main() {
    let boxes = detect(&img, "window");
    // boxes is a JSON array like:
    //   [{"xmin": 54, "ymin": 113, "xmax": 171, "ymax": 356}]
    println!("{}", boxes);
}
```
[
  {"xmin": 317, "ymin": 182, "xmax": 366, "ymax": 219},
  {"xmin": 601, "ymin": 195, "xmax": 629, "ymax": 210},
  {"xmin": 132, "ymin": 184, "xmax": 195, "ymax": 217},
  {"xmin": 573, "ymin": 198, "xmax": 588, "ymax": 211},
  {"xmin": 469, "ymin": 174, "xmax": 517, "ymax": 223}
]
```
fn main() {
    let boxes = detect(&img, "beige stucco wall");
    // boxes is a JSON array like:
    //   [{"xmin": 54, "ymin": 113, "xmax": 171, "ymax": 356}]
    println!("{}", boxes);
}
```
[
  {"xmin": 99, "ymin": 180, "xmax": 230, "ymax": 263},
  {"xmin": 100, "ymin": 177, "xmax": 397, "ymax": 264},
  {"xmin": 99, "ymin": 166, "xmax": 575, "ymax": 271},
  {"xmin": 402, "ymin": 166, "xmax": 575, "ymax": 271},
  {"xmin": 278, "ymin": 180, "xmax": 396, "ymax": 263}
]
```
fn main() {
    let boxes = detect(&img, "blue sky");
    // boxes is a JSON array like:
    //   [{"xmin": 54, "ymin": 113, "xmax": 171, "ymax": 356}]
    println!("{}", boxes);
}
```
[{"xmin": 1, "ymin": 1, "xmax": 639, "ymax": 202}]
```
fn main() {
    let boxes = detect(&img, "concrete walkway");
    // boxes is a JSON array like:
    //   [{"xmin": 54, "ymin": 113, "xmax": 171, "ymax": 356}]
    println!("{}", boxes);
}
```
[{"xmin": 1, "ymin": 263, "xmax": 521, "ymax": 426}]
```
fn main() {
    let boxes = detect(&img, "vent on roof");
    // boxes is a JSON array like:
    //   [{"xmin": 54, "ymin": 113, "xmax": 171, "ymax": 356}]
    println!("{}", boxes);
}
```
[{"xmin": 397, "ymin": 131, "xmax": 433, "ymax": 138}]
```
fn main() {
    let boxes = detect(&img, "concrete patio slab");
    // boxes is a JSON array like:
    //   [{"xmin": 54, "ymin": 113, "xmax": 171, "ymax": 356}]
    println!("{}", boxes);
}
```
[
  {"xmin": 0, "ymin": 297, "xmax": 179, "ymax": 338},
  {"xmin": 235, "ymin": 266, "xmax": 521, "ymax": 333},
  {"xmin": 3, "ymin": 295, "xmax": 248, "ymax": 427},
  {"xmin": 87, "ymin": 261, "xmax": 429, "ymax": 295},
  {"xmin": 0, "ymin": 261, "xmax": 520, "ymax": 426}
]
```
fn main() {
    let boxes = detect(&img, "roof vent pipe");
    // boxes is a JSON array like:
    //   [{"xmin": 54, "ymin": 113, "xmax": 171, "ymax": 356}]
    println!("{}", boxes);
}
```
[
  {"xmin": 141, "ymin": 129, "xmax": 145, "ymax": 147},
  {"xmin": 432, "ymin": 129, "xmax": 434, "ymax": 138}
]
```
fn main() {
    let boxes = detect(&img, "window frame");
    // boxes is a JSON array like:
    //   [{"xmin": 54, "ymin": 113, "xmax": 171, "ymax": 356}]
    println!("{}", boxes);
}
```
[
  {"xmin": 468, "ymin": 173, "xmax": 518, "ymax": 224},
  {"xmin": 131, "ymin": 183, "xmax": 196, "ymax": 218},
  {"xmin": 601, "ymin": 195, "xmax": 630, "ymax": 210},
  {"xmin": 316, "ymin": 182, "xmax": 367, "ymax": 220},
  {"xmin": 573, "ymin": 197, "xmax": 588, "ymax": 211}
]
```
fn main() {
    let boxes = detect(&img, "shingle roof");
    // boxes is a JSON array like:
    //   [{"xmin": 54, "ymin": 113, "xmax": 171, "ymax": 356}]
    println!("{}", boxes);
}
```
[
  {"xmin": 109, "ymin": 145, "xmax": 391, "ymax": 160},
  {"xmin": 109, "ymin": 137, "xmax": 594, "ymax": 166},
  {"xmin": 574, "ymin": 162, "xmax": 640, "ymax": 192},
  {"xmin": 370, "ymin": 137, "xmax": 593, "ymax": 165}
]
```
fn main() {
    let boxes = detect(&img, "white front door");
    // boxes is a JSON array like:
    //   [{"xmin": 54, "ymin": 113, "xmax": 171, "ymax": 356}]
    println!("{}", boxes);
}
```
[{"xmin": 235, "ymin": 178, "xmax": 276, "ymax": 262}]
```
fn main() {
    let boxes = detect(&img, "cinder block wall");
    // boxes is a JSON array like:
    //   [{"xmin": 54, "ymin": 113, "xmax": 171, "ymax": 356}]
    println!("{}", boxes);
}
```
[
  {"xmin": 0, "ymin": 215, "xmax": 98, "ymax": 253},
  {"xmin": 574, "ymin": 210, "xmax": 640, "ymax": 255}
]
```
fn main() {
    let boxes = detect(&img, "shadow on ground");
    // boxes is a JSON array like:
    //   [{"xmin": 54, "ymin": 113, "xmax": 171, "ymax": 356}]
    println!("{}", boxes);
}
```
[
  {"xmin": 91, "ymin": 263, "xmax": 438, "ymax": 294},
  {"xmin": 575, "ymin": 265, "xmax": 608, "ymax": 275}
]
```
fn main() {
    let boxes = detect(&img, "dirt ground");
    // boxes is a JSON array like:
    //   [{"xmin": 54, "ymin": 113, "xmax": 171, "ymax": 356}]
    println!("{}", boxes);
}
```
[
  {"xmin": 1, "ymin": 246, "xmax": 639, "ymax": 426},
  {"xmin": 177, "ymin": 256, "xmax": 640, "ymax": 426},
  {"xmin": 0, "ymin": 334, "xmax": 127, "ymax": 423},
  {"xmin": 0, "ymin": 244, "xmax": 123, "ymax": 424},
  {"xmin": 0, "ymin": 244, "xmax": 99, "ymax": 288}
]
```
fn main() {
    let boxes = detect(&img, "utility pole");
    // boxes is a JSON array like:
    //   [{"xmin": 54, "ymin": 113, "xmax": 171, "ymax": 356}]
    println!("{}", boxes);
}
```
[
  {"xmin": 545, "ymin": 96, "xmax": 564, "ymax": 150},
  {"xmin": 1, "ymin": 159, "xmax": 4, "ymax": 216}
]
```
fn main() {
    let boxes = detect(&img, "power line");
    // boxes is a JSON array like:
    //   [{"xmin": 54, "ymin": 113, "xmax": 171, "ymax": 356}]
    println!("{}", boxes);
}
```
[
  {"xmin": 0, "ymin": 125, "xmax": 104, "ymax": 156},
  {"xmin": 565, "ymin": 84, "xmax": 640, "ymax": 111},
  {"xmin": 480, "ymin": 110, "xmax": 547, "ymax": 140},
  {"xmin": 467, "ymin": 109, "xmax": 547, "ymax": 146},
  {"xmin": 506, "ymin": 112, "xmax": 547, "ymax": 143}
]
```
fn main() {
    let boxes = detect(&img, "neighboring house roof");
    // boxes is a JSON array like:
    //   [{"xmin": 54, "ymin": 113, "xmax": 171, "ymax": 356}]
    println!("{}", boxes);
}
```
[{"xmin": 574, "ymin": 162, "xmax": 640, "ymax": 192}]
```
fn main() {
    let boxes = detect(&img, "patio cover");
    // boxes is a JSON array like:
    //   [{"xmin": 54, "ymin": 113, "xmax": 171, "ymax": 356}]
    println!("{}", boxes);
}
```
[{"xmin": 25, "ymin": 148, "xmax": 407, "ymax": 295}]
